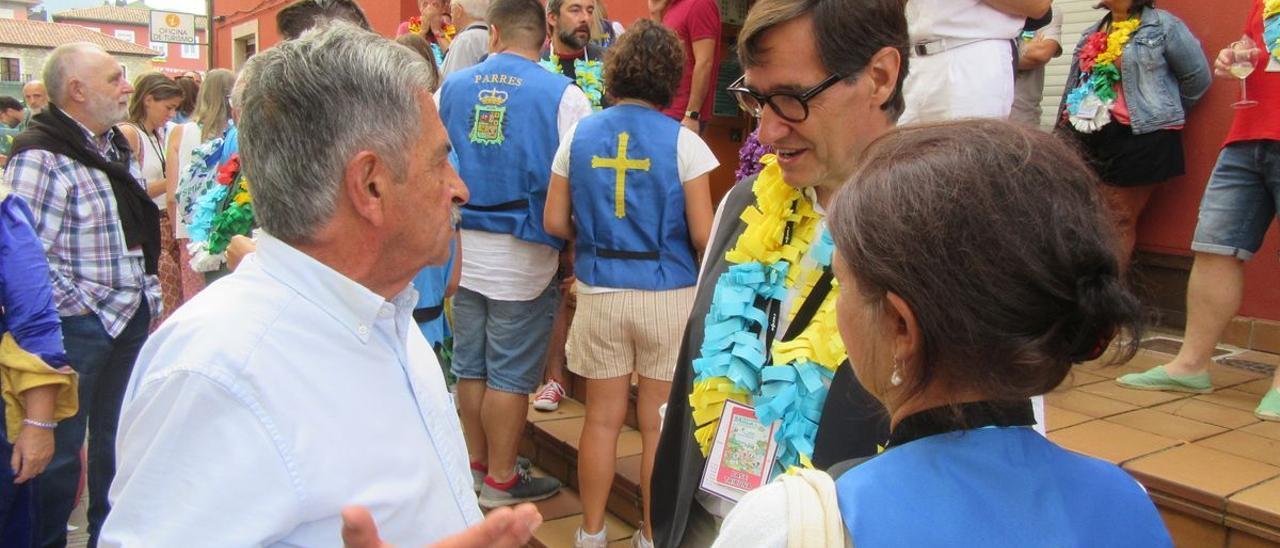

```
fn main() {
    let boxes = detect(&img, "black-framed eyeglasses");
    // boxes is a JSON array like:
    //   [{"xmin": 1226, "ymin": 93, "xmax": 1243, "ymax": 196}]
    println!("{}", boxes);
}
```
[{"xmin": 726, "ymin": 73, "xmax": 845, "ymax": 123}]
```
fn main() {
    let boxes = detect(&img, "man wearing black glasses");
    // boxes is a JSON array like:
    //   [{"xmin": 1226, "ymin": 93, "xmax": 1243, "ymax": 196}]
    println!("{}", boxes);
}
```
[{"xmin": 649, "ymin": 0, "xmax": 909, "ymax": 545}]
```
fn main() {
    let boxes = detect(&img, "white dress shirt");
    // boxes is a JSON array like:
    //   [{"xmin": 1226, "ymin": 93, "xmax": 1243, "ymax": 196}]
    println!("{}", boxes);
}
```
[{"xmin": 102, "ymin": 234, "xmax": 482, "ymax": 547}]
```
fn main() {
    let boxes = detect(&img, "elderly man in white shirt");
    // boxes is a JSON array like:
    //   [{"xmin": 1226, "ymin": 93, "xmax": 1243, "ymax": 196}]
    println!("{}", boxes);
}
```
[{"xmin": 100, "ymin": 23, "xmax": 539, "ymax": 547}]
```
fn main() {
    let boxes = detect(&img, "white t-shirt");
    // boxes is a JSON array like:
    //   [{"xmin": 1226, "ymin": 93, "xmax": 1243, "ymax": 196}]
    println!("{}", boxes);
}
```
[
  {"xmin": 552, "ymin": 118, "xmax": 719, "ymax": 294},
  {"xmin": 454, "ymin": 83, "xmax": 593, "ymax": 302}
]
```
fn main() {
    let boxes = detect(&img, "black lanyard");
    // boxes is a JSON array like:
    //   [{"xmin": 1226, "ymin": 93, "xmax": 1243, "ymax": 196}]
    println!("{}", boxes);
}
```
[
  {"xmin": 143, "ymin": 128, "xmax": 166, "ymax": 176},
  {"xmin": 757, "ymin": 198, "xmax": 835, "ymax": 364}
]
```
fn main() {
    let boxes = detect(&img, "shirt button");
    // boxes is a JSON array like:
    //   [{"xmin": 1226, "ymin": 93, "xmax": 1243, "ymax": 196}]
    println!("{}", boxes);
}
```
[{"xmin": 357, "ymin": 324, "xmax": 369, "ymax": 336}]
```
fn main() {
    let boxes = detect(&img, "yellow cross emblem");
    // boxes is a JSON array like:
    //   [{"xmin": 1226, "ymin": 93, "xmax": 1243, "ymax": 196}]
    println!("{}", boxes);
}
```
[{"xmin": 591, "ymin": 132, "xmax": 651, "ymax": 218}]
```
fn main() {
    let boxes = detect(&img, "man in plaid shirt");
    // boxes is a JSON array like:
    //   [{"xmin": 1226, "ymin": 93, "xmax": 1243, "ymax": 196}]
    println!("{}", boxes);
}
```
[{"xmin": 4, "ymin": 42, "xmax": 159, "ymax": 547}]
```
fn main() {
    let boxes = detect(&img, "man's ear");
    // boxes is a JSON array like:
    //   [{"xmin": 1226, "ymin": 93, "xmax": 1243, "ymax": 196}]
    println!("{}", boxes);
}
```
[
  {"xmin": 488, "ymin": 23, "xmax": 501, "ymax": 51},
  {"xmin": 864, "ymin": 45, "xmax": 902, "ymax": 114},
  {"xmin": 342, "ymin": 150, "xmax": 392, "ymax": 227}
]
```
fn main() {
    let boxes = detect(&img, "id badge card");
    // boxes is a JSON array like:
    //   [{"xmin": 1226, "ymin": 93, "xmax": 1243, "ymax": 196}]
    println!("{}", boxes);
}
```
[
  {"xmin": 699, "ymin": 400, "xmax": 780, "ymax": 503},
  {"xmin": 1076, "ymin": 103, "xmax": 1100, "ymax": 120}
]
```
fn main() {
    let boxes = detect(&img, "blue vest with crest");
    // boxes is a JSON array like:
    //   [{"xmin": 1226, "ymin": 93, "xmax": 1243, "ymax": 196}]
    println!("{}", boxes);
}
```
[
  {"xmin": 835, "ymin": 426, "xmax": 1172, "ymax": 547},
  {"xmin": 568, "ymin": 104, "xmax": 696, "ymax": 290},
  {"xmin": 439, "ymin": 52, "xmax": 570, "ymax": 250}
]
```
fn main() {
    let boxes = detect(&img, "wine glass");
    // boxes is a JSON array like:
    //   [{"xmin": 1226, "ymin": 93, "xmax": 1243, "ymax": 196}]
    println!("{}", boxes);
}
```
[{"xmin": 1230, "ymin": 37, "xmax": 1260, "ymax": 109}]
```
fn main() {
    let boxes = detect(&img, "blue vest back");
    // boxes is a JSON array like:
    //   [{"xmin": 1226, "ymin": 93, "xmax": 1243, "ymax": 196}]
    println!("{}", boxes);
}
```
[
  {"xmin": 568, "ymin": 105, "xmax": 696, "ymax": 290},
  {"xmin": 412, "ymin": 238, "xmax": 457, "ymax": 348},
  {"xmin": 835, "ymin": 427, "xmax": 1172, "ymax": 547},
  {"xmin": 439, "ymin": 53, "xmax": 569, "ymax": 250}
]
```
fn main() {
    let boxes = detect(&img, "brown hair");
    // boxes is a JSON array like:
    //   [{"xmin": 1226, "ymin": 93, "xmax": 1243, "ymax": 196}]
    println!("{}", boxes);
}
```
[
  {"xmin": 277, "ymin": 0, "xmax": 371, "ymax": 40},
  {"xmin": 829, "ymin": 120, "xmax": 1142, "ymax": 404},
  {"xmin": 738, "ymin": 0, "xmax": 909, "ymax": 119},
  {"xmin": 127, "ymin": 72, "xmax": 183, "ymax": 127},
  {"xmin": 395, "ymin": 33, "xmax": 443, "ymax": 92},
  {"xmin": 194, "ymin": 69, "xmax": 235, "ymax": 142},
  {"xmin": 488, "ymin": 0, "xmax": 547, "ymax": 51},
  {"xmin": 175, "ymin": 75, "xmax": 199, "ymax": 119},
  {"xmin": 604, "ymin": 19, "xmax": 684, "ymax": 108}
]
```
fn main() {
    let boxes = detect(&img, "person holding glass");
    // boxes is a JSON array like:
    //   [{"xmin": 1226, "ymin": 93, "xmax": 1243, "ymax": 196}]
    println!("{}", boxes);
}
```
[
  {"xmin": 712, "ymin": 119, "xmax": 1172, "ymax": 547},
  {"xmin": 1117, "ymin": 0, "xmax": 1280, "ymax": 421},
  {"xmin": 1056, "ymin": 0, "xmax": 1210, "ymax": 269}
]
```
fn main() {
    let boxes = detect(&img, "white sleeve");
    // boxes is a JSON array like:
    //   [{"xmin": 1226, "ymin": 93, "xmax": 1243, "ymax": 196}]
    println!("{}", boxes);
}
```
[
  {"xmin": 710, "ymin": 482, "xmax": 791, "ymax": 548},
  {"xmin": 677, "ymin": 126, "xmax": 721, "ymax": 184},
  {"xmin": 101, "ymin": 371, "xmax": 301, "ymax": 547},
  {"xmin": 551, "ymin": 123, "xmax": 579, "ymax": 177},
  {"xmin": 558, "ymin": 85, "xmax": 593, "ymax": 140}
]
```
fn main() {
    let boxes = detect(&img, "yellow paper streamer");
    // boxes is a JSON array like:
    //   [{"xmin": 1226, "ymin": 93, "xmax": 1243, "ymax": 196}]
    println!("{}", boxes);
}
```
[{"xmin": 689, "ymin": 155, "xmax": 847, "ymax": 459}]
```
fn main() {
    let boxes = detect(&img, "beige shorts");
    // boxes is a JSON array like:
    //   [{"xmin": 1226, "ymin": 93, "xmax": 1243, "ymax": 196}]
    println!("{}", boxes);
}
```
[{"xmin": 567, "ymin": 286, "xmax": 695, "ymax": 381}]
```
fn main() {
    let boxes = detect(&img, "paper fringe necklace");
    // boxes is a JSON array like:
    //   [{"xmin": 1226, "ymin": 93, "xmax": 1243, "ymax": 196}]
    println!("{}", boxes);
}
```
[
  {"xmin": 187, "ymin": 152, "xmax": 255, "ymax": 272},
  {"xmin": 689, "ymin": 154, "xmax": 846, "ymax": 473},
  {"xmin": 406, "ymin": 16, "xmax": 456, "ymax": 68},
  {"xmin": 1064, "ymin": 17, "xmax": 1141, "ymax": 133},
  {"xmin": 539, "ymin": 48, "xmax": 605, "ymax": 111},
  {"xmin": 1266, "ymin": 1, "xmax": 1280, "ymax": 64}
]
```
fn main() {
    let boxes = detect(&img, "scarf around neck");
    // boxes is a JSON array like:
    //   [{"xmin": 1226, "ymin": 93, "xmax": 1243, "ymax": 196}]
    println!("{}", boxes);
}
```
[{"xmin": 9, "ymin": 104, "xmax": 160, "ymax": 274}]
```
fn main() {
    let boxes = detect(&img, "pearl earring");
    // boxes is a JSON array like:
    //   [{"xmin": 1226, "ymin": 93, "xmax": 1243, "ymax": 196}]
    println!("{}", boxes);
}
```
[{"xmin": 890, "ymin": 359, "xmax": 903, "ymax": 387}]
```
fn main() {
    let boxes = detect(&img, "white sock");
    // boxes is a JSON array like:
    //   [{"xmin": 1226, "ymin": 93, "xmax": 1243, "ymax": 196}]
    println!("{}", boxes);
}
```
[{"xmin": 578, "ymin": 527, "xmax": 607, "ymax": 541}]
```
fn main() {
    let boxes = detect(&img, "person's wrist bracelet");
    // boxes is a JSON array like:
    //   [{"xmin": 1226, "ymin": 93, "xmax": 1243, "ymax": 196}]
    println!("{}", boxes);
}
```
[{"xmin": 22, "ymin": 418, "xmax": 56, "ymax": 430}]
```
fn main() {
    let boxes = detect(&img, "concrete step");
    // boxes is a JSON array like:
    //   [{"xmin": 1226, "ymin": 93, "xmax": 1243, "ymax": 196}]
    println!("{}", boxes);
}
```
[{"xmin": 522, "ymin": 394, "xmax": 645, "ymax": 531}]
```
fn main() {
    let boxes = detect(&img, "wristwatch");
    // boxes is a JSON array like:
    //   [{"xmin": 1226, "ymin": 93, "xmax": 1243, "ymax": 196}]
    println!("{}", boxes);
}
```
[{"xmin": 685, "ymin": 110, "xmax": 701, "ymax": 121}]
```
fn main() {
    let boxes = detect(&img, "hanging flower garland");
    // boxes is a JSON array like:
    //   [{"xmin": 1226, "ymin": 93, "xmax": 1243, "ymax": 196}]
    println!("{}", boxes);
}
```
[
  {"xmin": 689, "ymin": 154, "xmax": 846, "ymax": 474},
  {"xmin": 187, "ymin": 153, "xmax": 255, "ymax": 272},
  {"xmin": 1064, "ymin": 18, "xmax": 1141, "ymax": 133},
  {"xmin": 539, "ymin": 52, "xmax": 605, "ymax": 110},
  {"xmin": 734, "ymin": 129, "xmax": 772, "ymax": 182},
  {"xmin": 407, "ymin": 17, "xmax": 457, "ymax": 67},
  {"xmin": 1265, "ymin": 0, "xmax": 1279, "ymax": 63},
  {"xmin": 175, "ymin": 128, "xmax": 232, "ymax": 229}
]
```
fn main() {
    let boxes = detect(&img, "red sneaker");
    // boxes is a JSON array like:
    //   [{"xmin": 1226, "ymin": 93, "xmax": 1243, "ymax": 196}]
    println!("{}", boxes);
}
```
[{"xmin": 532, "ymin": 380, "xmax": 565, "ymax": 411}]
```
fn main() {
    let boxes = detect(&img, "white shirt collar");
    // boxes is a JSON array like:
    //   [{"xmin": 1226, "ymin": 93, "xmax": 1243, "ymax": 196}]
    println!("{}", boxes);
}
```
[{"xmin": 252, "ymin": 233, "xmax": 418, "ymax": 343}]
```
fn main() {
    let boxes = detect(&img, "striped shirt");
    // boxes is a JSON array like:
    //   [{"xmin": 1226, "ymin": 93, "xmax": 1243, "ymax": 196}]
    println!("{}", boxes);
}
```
[{"xmin": 4, "ymin": 117, "xmax": 161, "ymax": 337}]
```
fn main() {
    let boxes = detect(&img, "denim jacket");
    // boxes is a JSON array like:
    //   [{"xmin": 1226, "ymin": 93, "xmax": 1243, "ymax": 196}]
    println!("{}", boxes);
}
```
[{"xmin": 1059, "ymin": 7, "xmax": 1210, "ymax": 135}]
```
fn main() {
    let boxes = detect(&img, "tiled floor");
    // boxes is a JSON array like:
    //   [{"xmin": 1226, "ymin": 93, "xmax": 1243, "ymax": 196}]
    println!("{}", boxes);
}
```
[
  {"xmin": 1046, "ymin": 339, "xmax": 1280, "ymax": 544},
  {"xmin": 526, "ymin": 396, "xmax": 644, "ymax": 548}
]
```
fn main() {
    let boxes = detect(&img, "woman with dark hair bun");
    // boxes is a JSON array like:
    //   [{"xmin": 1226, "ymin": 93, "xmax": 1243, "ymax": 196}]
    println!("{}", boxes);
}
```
[
  {"xmin": 543, "ymin": 18, "xmax": 716, "ymax": 548},
  {"xmin": 713, "ymin": 119, "xmax": 1171, "ymax": 546}
]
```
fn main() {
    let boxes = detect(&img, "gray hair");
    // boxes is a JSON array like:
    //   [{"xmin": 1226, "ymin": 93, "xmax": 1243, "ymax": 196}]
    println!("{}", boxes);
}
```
[
  {"xmin": 237, "ymin": 22, "xmax": 433, "ymax": 244},
  {"xmin": 43, "ymin": 42, "xmax": 105, "ymax": 105},
  {"xmin": 456, "ymin": 0, "xmax": 492, "ymax": 20}
]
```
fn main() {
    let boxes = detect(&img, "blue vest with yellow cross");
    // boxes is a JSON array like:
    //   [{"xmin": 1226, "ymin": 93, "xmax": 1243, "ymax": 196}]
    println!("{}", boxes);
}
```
[
  {"xmin": 439, "ymin": 52, "xmax": 571, "ymax": 250},
  {"xmin": 568, "ymin": 104, "xmax": 697, "ymax": 291}
]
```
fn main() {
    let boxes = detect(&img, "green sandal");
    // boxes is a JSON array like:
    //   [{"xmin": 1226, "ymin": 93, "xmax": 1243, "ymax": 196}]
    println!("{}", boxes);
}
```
[
  {"xmin": 1256, "ymin": 389, "xmax": 1280, "ymax": 422},
  {"xmin": 1116, "ymin": 365, "xmax": 1213, "ymax": 394}
]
